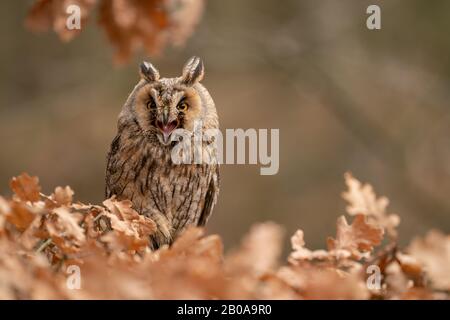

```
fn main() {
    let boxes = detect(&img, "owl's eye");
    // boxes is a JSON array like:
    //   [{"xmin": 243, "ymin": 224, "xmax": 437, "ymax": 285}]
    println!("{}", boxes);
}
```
[
  {"xmin": 177, "ymin": 101, "xmax": 189, "ymax": 112},
  {"xmin": 146, "ymin": 98, "xmax": 156, "ymax": 110}
]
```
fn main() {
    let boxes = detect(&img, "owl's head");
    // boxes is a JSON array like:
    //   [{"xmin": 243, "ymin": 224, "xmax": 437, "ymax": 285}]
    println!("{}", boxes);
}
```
[{"xmin": 121, "ymin": 56, "xmax": 217, "ymax": 146}]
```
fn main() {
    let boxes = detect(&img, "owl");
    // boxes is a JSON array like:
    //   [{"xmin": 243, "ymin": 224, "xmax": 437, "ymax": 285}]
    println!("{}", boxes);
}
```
[{"xmin": 105, "ymin": 57, "xmax": 220, "ymax": 250}]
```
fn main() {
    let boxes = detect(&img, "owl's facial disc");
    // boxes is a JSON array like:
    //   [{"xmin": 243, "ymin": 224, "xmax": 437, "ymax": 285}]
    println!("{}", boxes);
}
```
[{"xmin": 156, "ymin": 118, "xmax": 179, "ymax": 145}]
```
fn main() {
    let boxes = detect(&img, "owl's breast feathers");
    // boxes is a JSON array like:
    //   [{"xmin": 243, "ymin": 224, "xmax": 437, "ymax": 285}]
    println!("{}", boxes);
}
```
[{"xmin": 105, "ymin": 130, "xmax": 219, "ymax": 248}]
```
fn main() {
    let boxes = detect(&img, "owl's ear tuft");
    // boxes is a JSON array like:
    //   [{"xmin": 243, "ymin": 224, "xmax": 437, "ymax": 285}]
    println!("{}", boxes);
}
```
[
  {"xmin": 140, "ymin": 61, "xmax": 160, "ymax": 82},
  {"xmin": 181, "ymin": 56, "xmax": 204, "ymax": 85}
]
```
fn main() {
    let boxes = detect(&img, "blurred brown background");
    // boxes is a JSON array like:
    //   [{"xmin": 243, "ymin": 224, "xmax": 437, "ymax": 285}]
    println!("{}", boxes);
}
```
[{"xmin": 1, "ymin": 0, "xmax": 449, "ymax": 251}]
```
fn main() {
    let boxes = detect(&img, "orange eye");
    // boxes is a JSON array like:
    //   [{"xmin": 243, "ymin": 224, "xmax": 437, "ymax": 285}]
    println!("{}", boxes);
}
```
[{"xmin": 177, "ymin": 101, "xmax": 189, "ymax": 112}]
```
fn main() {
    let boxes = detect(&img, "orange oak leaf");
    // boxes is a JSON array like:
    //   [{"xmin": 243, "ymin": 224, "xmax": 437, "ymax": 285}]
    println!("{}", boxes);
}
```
[
  {"xmin": 327, "ymin": 214, "xmax": 384, "ymax": 259},
  {"xmin": 9, "ymin": 173, "xmax": 41, "ymax": 203},
  {"xmin": 342, "ymin": 173, "xmax": 400, "ymax": 238}
]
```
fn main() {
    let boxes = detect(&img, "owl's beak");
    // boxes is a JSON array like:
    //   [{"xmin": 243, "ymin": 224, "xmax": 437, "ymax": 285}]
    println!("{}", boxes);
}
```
[{"xmin": 156, "ymin": 119, "xmax": 179, "ymax": 145}]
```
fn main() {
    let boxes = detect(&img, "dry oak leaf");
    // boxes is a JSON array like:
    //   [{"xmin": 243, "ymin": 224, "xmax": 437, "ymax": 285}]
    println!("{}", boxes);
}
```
[
  {"xmin": 101, "ymin": 198, "xmax": 157, "ymax": 251},
  {"xmin": 9, "ymin": 173, "xmax": 41, "ymax": 203},
  {"xmin": 226, "ymin": 222, "xmax": 284, "ymax": 276},
  {"xmin": 5, "ymin": 201, "xmax": 39, "ymax": 232},
  {"xmin": 153, "ymin": 227, "xmax": 222, "ymax": 265},
  {"xmin": 382, "ymin": 260, "xmax": 414, "ymax": 299},
  {"xmin": 277, "ymin": 265, "xmax": 369, "ymax": 300},
  {"xmin": 342, "ymin": 173, "xmax": 400, "ymax": 238},
  {"xmin": 156, "ymin": 229, "xmax": 224, "ymax": 266},
  {"xmin": 327, "ymin": 214, "xmax": 384, "ymax": 260},
  {"xmin": 257, "ymin": 272, "xmax": 301, "ymax": 299},
  {"xmin": 0, "ymin": 196, "xmax": 38, "ymax": 232},
  {"xmin": 396, "ymin": 252, "xmax": 424, "ymax": 283},
  {"xmin": 407, "ymin": 230, "xmax": 450, "ymax": 291},
  {"xmin": 26, "ymin": 0, "xmax": 204, "ymax": 64},
  {"xmin": 166, "ymin": 226, "xmax": 205, "ymax": 254},
  {"xmin": 98, "ymin": 0, "xmax": 168, "ymax": 63},
  {"xmin": 25, "ymin": 0, "xmax": 97, "ymax": 42},
  {"xmin": 191, "ymin": 234, "xmax": 224, "ymax": 265},
  {"xmin": 289, "ymin": 230, "xmax": 329, "ymax": 263},
  {"xmin": 19, "ymin": 214, "xmax": 47, "ymax": 250},
  {"xmin": 303, "ymin": 268, "xmax": 369, "ymax": 300},
  {"xmin": 167, "ymin": 0, "xmax": 205, "ymax": 46},
  {"xmin": 142, "ymin": 228, "xmax": 226, "ymax": 299},
  {"xmin": 103, "ymin": 198, "xmax": 157, "ymax": 237},
  {"xmin": 45, "ymin": 207, "xmax": 86, "ymax": 254},
  {"xmin": 98, "ymin": 0, "xmax": 204, "ymax": 64},
  {"xmin": 51, "ymin": 186, "xmax": 74, "ymax": 207}
]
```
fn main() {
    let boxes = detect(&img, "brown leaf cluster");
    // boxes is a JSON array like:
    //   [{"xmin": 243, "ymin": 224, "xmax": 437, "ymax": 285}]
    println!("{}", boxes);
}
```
[
  {"xmin": 25, "ymin": 0, "xmax": 204, "ymax": 64},
  {"xmin": 25, "ymin": 0, "xmax": 96, "ymax": 42},
  {"xmin": 0, "ymin": 172, "xmax": 448, "ymax": 299}
]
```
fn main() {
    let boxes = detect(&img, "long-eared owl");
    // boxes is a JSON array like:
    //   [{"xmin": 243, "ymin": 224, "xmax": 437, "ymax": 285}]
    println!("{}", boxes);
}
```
[{"xmin": 105, "ymin": 57, "xmax": 219, "ymax": 249}]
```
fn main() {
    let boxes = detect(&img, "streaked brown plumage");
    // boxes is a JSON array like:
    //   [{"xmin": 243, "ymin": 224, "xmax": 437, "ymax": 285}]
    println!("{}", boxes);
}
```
[{"xmin": 105, "ymin": 57, "xmax": 219, "ymax": 249}]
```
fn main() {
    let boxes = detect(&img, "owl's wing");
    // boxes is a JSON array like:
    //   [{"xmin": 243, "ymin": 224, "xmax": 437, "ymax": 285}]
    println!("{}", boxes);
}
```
[
  {"xmin": 198, "ymin": 165, "xmax": 220, "ymax": 227},
  {"xmin": 105, "ymin": 153, "xmax": 113, "ymax": 199},
  {"xmin": 105, "ymin": 134, "xmax": 121, "ymax": 199}
]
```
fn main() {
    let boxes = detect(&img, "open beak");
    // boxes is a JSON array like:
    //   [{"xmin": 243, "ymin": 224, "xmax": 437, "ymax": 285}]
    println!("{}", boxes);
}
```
[{"xmin": 156, "ymin": 119, "xmax": 179, "ymax": 145}]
